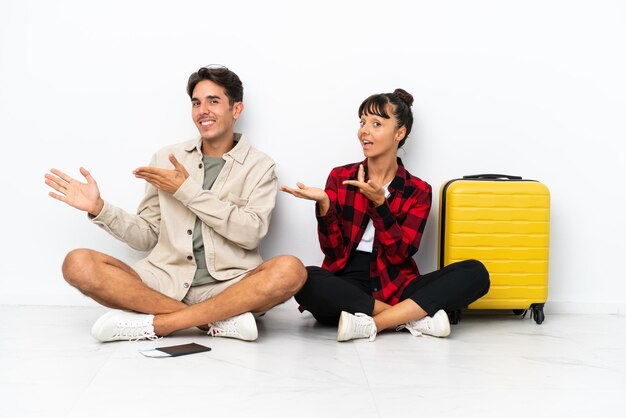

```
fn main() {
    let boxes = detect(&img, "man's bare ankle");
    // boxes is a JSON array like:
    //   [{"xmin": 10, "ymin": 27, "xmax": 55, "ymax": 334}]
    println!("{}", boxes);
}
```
[{"xmin": 152, "ymin": 314, "xmax": 173, "ymax": 337}]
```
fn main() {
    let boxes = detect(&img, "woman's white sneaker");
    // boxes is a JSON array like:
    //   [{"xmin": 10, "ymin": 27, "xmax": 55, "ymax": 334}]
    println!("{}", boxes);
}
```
[
  {"xmin": 397, "ymin": 309, "xmax": 451, "ymax": 338},
  {"xmin": 337, "ymin": 311, "xmax": 377, "ymax": 342},
  {"xmin": 207, "ymin": 312, "xmax": 258, "ymax": 341},
  {"xmin": 90, "ymin": 310, "xmax": 158, "ymax": 342}
]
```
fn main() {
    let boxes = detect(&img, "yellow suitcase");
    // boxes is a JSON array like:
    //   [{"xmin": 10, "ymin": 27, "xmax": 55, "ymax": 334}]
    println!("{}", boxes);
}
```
[{"xmin": 438, "ymin": 174, "xmax": 550, "ymax": 324}]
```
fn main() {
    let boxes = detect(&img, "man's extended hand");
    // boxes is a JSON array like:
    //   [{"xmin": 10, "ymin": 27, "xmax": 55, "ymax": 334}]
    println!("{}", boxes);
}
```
[
  {"xmin": 45, "ymin": 167, "xmax": 104, "ymax": 216},
  {"xmin": 133, "ymin": 154, "xmax": 190, "ymax": 194},
  {"xmin": 342, "ymin": 164, "xmax": 386, "ymax": 207}
]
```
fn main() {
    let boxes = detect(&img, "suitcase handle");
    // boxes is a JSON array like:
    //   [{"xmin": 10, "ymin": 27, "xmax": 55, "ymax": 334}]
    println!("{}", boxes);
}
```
[{"xmin": 463, "ymin": 174, "xmax": 523, "ymax": 180}]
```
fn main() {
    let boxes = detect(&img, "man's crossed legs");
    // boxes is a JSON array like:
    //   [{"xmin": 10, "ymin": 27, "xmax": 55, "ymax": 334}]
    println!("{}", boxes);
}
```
[{"xmin": 62, "ymin": 249, "xmax": 307, "ymax": 342}]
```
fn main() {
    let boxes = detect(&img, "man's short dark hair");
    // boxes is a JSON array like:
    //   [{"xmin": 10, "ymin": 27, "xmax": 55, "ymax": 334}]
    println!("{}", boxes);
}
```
[{"xmin": 186, "ymin": 66, "xmax": 243, "ymax": 105}]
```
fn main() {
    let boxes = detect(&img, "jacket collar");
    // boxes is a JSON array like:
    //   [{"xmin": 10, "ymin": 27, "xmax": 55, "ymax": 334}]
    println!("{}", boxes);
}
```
[{"xmin": 184, "ymin": 133, "xmax": 250, "ymax": 164}]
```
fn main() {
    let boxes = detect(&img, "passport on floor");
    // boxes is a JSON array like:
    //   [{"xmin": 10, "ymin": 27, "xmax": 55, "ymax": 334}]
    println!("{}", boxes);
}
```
[{"xmin": 139, "ymin": 343, "xmax": 211, "ymax": 358}]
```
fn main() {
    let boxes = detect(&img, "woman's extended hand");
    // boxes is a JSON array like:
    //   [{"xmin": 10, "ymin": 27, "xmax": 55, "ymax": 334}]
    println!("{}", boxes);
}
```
[
  {"xmin": 280, "ymin": 182, "xmax": 331, "ymax": 215},
  {"xmin": 342, "ymin": 165, "xmax": 386, "ymax": 207},
  {"xmin": 280, "ymin": 182, "xmax": 327, "ymax": 201}
]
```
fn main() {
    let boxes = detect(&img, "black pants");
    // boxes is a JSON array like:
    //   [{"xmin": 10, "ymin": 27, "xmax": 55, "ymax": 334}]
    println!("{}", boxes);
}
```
[{"xmin": 295, "ymin": 252, "xmax": 490, "ymax": 326}]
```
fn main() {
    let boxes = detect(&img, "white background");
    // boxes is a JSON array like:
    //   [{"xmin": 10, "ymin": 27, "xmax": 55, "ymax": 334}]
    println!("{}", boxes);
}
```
[{"xmin": 0, "ymin": 0, "xmax": 624, "ymax": 312}]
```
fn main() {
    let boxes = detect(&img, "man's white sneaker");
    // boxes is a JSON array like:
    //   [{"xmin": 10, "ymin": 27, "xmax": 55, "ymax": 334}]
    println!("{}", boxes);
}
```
[
  {"xmin": 90, "ymin": 310, "xmax": 158, "ymax": 342},
  {"xmin": 207, "ymin": 312, "xmax": 258, "ymax": 341},
  {"xmin": 397, "ymin": 309, "xmax": 451, "ymax": 338},
  {"xmin": 337, "ymin": 311, "xmax": 377, "ymax": 342}
]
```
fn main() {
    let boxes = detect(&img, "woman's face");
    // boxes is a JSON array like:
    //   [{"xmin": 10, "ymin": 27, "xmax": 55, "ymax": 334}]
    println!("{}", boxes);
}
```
[{"xmin": 358, "ymin": 105, "xmax": 406, "ymax": 159}]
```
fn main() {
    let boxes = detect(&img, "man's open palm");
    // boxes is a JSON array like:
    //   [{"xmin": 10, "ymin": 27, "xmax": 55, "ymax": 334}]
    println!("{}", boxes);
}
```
[{"xmin": 45, "ymin": 167, "xmax": 101, "ymax": 214}]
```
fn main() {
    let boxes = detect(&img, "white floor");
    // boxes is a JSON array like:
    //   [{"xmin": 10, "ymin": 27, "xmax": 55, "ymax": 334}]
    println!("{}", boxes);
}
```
[{"xmin": 1, "ymin": 301, "xmax": 625, "ymax": 418}]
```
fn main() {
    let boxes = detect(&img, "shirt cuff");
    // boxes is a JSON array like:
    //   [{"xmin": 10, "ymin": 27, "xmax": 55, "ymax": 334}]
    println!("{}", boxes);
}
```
[
  {"xmin": 372, "ymin": 201, "xmax": 394, "ymax": 229},
  {"xmin": 315, "ymin": 201, "xmax": 337, "ymax": 223},
  {"xmin": 88, "ymin": 200, "xmax": 113, "ymax": 224},
  {"xmin": 172, "ymin": 175, "xmax": 203, "ymax": 206}
]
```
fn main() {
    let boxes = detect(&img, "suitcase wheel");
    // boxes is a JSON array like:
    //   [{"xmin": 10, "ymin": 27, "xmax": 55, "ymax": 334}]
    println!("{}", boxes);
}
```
[
  {"xmin": 512, "ymin": 309, "xmax": 526, "ymax": 316},
  {"xmin": 531, "ymin": 304, "xmax": 545, "ymax": 325}
]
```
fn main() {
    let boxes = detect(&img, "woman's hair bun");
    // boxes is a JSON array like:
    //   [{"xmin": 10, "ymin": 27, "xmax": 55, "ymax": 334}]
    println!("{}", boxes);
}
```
[{"xmin": 393, "ymin": 88, "xmax": 414, "ymax": 107}]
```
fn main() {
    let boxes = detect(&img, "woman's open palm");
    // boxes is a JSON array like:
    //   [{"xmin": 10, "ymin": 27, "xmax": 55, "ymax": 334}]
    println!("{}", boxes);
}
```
[{"xmin": 280, "ymin": 182, "xmax": 328, "ymax": 202}]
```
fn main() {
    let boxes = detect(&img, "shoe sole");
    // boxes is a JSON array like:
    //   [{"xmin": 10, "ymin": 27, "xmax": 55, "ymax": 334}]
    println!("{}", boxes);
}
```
[
  {"xmin": 431, "ymin": 310, "xmax": 451, "ymax": 338},
  {"xmin": 337, "ymin": 311, "xmax": 350, "ymax": 342},
  {"xmin": 238, "ymin": 312, "xmax": 259, "ymax": 341},
  {"xmin": 90, "ymin": 310, "xmax": 120, "ymax": 342}
]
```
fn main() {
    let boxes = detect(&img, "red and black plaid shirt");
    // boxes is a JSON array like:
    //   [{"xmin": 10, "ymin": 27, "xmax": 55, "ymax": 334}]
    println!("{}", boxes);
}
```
[{"xmin": 315, "ymin": 158, "xmax": 432, "ymax": 305}]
